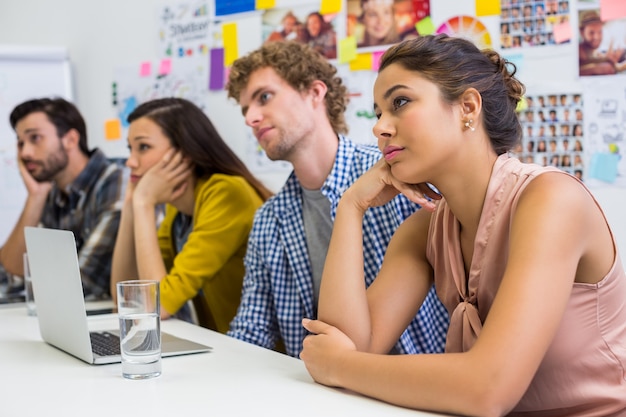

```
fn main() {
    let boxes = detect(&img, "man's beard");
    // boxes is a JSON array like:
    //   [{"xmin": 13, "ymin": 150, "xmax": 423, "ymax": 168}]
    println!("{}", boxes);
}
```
[{"xmin": 30, "ymin": 145, "xmax": 69, "ymax": 182}]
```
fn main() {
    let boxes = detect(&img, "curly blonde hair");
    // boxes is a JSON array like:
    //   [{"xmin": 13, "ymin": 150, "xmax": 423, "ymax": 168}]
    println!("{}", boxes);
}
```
[{"xmin": 227, "ymin": 41, "xmax": 348, "ymax": 135}]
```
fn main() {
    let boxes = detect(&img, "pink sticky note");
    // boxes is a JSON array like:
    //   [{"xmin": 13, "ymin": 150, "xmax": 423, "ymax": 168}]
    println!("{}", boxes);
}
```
[
  {"xmin": 552, "ymin": 21, "xmax": 572, "ymax": 44},
  {"xmin": 600, "ymin": 0, "xmax": 626, "ymax": 21},
  {"xmin": 372, "ymin": 51, "xmax": 385, "ymax": 71},
  {"xmin": 139, "ymin": 61, "xmax": 151, "ymax": 77},
  {"xmin": 158, "ymin": 58, "xmax": 172, "ymax": 75}
]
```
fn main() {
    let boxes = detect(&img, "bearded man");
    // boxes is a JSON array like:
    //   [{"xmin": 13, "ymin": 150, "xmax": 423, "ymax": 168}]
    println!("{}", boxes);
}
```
[{"xmin": 0, "ymin": 98, "xmax": 124, "ymax": 299}]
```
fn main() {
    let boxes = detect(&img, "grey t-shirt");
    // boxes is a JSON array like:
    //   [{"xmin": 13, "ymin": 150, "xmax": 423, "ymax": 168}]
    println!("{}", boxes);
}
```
[{"xmin": 301, "ymin": 188, "xmax": 333, "ymax": 311}]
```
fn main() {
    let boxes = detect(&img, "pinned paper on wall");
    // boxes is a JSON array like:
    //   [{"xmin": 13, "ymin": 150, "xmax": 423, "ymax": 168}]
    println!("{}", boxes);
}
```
[
  {"xmin": 255, "ymin": 0, "xmax": 275, "ymax": 9},
  {"xmin": 209, "ymin": 48, "xmax": 225, "ymax": 90},
  {"xmin": 516, "ymin": 96, "xmax": 529, "ymax": 113},
  {"xmin": 553, "ymin": 21, "xmax": 572, "ymax": 44},
  {"xmin": 320, "ymin": 0, "xmax": 342, "ymax": 15},
  {"xmin": 600, "ymin": 0, "xmax": 626, "ymax": 21},
  {"xmin": 350, "ymin": 53, "xmax": 372, "ymax": 71},
  {"xmin": 339, "ymin": 36, "xmax": 357, "ymax": 64},
  {"xmin": 139, "ymin": 61, "xmax": 152, "ymax": 77},
  {"xmin": 416, "ymin": 16, "xmax": 435, "ymax": 35},
  {"xmin": 504, "ymin": 53, "xmax": 524, "ymax": 80},
  {"xmin": 475, "ymin": 0, "xmax": 500, "ymax": 16},
  {"xmin": 372, "ymin": 51, "xmax": 385, "ymax": 71},
  {"xmin": 223, "ymin": 23, "xmax": 238, "ymax": 66},
  {"xmin": 588, "ymin": 153, "xmax": 620, "ymax": 183},
  {"xmin": 158, "ymin": 58, "xmax": 172, "ymax": 75},
  {"xmin": 158, "ymin": 2, "xmax": 210, "ymax": 60},
  {"xmin": 104, "ymin": 119, "xmax": 122, "ymax": 141},
  {"xmin": 215, "ymin": 0, "xmax": 255, "ymax": 17}
]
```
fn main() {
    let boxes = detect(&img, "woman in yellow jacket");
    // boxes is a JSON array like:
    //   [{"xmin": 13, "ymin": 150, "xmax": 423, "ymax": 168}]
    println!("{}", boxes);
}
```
[{"xmin": 111, "ymin": 98, "xmax": 272, "ymax": 333}]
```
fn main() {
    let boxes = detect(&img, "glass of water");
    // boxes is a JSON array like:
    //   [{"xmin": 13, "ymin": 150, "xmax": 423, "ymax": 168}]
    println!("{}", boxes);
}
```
[{"xmin": 116, "ymin": 280, "xmax": 161, "ymax": 379}]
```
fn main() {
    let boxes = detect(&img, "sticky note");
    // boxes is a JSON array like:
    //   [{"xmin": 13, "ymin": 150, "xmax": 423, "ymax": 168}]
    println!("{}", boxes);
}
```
[
  {"xmin": 216, "ymin": 0, "xmax": 255, "ymax": 16},
  {"xmin": 372, "ymin": 50, "xmax": 385, "ymax": 71},
  {"xmin": 476, "ymin": 0, "xmax": 501, "ymax": 16},
  {"xmin": 320, "ymin": 0, "xmax": 341, "ymax": 14},
  {"xmin": 415, "ymin": 16, "xmax": 435, "ymax": 35},
  {"xmin": 223, "ymin": 22, "xmax": 238, "ymax": 66},
  {"xmin": 600, "ymin": 0, "xmax": 626, "ymax": 21},
  {"xmin": 339, "ymin": 36, "xmax": 357, "ymax": 64},
  {"xmin": 139, "ymin": 61, "xmax": 151, "ymax": 77},
  {"xmin": 349, "ymin": 53, "xmax": 372, "ymax": 71},
  {"xmin": 158, "ymin": 58, "xmax": 172, "ymax": 75},
  {"xmin": 516, "ymin": 96, "xmax": 528, "ymax": 113},
  {"xmin": 588, "ymin": 152, "xmax": 620, "ymax": 183},
  {"xmin": 256, "ymin": 0, "xmax": 275, "ymax": 9},
  {"xmin": 553, "ymin": 21, "xmax": 572, "ymax": 44},
  {"xmin": 104, "ymin": 119, "xmax": 122, "ymax": 141},
  {"xmin": 209, "ymin": 48, "xmax": 225, "ymax": 90},
  {"xmin": 504, "ymin": 53, "xmax": 524, "ymax": 76}
]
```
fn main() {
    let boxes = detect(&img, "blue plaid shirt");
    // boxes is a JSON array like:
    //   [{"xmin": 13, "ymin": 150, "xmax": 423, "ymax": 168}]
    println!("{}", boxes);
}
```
[
  {"xmin": 39, "ymin": 149, "xmax": 125, "ymax": 299},
  {"xmin": 228, "ymin": 136, "xmax": 449, "ymax": 357}
]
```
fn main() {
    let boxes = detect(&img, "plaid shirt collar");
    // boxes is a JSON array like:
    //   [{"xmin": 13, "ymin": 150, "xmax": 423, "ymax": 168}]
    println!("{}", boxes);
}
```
[
  {"xmin": 52, "ymin": 149, "xmax": 109, "ymax": 209},
  {"xmin": 272, "ymin": 135, "xmax": 356, "ymax": 218}
]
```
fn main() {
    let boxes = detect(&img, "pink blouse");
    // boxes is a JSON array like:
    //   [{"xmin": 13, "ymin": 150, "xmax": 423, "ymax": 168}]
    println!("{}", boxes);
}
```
[{"xmin": 427, "ymin": 154, "xmax": 626, "ymax": 416}]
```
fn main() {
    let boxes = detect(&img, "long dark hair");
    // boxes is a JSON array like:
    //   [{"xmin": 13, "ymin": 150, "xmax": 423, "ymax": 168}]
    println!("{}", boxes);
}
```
[{"xmin": 128, "ymin": 98, "xmax": 272, "ymax": 201}]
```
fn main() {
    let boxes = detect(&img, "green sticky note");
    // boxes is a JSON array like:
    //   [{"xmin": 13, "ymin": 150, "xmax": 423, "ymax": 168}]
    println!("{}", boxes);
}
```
[
  {"xmin": 339, "ymin": 36, "xmax": 357, "ymax": 64},
  {"xmin": 416, "ymin": 16, "xmax": 435, "ymax": 35}
]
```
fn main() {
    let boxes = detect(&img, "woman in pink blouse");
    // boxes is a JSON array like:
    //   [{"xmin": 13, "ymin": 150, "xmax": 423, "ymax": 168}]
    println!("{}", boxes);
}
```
[{"xmin": 300, "ymin": 34, "xmax": 626, "ymax": 416}]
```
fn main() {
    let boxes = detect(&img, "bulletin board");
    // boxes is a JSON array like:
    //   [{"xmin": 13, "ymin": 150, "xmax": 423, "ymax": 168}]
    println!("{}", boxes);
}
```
[
  {"xmin": 102, "ymin": 0, "xmax": 626, "ymax": 191},
  {"xmin": 0, "ymin": 45, "xmax": 73, "ymax": 243}
]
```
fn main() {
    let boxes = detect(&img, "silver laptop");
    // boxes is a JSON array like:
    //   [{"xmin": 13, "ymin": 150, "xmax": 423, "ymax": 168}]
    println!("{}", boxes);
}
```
[{"xmin": 24, "ymin": 226, "xmax": 212, "ymax": 365}]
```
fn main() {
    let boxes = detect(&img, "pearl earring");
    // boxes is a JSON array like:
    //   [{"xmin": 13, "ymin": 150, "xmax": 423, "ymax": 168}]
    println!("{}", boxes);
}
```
[{"xmin": 464, "ymin": 119, "xmax": 475, "ymax": 132}]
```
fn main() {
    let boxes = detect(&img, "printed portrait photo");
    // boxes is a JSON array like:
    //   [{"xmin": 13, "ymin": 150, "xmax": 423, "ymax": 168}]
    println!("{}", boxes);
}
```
[
  {"xmin": 346, "ymin": 0, "xmax": 425, "ymax": 50},
  {"xmin": 578, "ymin": 8, "xmax": 626, "ymax": 76},
  {"xmin": 262, "ymin": 4, "xmax": 338, "ymax": 60}
]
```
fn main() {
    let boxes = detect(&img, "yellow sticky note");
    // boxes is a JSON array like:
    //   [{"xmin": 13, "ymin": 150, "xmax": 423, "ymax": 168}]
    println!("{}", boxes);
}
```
[
  {"xmin": 339, "ymin": 36, "xmax": 357, "ymax": 64},
  {"xmin": 476, "ymin": 0, "xmax": 500, "ymax": 16},
  {"xmin": 415, "ymin": 16, "xmax": 435, "ymax": 35},
  {"xmin": 223, "ymin": 23, "xmax": 238, "ymax": 66},
  {"xmin": 349, "ymin": 53, "xmax": 372, "ymax": 71},
  {"xmin": 516, "ymin": 96, "xmax": 528, "ymax": 113},
  {"xmin": 320, "ymin": 0, "xmax": 341, "ymax": 14},
  {"xmin": 104, "ymin": 119, "xmax": 122, "ymax": 141},
  {"xmin": 256, "ymin": 0, "xmax": 275, "ymax": 9}
]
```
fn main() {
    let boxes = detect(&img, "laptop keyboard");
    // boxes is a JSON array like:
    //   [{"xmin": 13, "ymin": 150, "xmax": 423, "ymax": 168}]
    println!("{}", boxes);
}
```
[{"xmin": 89, "ymin": 331, "xmax": 121, "ymax": 356}]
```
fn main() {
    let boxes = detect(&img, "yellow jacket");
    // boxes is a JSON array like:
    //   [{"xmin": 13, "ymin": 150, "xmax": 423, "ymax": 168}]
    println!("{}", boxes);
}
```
[{"xmin": 158, "ymin": 174, "xmax": 263, "ymax": 334}]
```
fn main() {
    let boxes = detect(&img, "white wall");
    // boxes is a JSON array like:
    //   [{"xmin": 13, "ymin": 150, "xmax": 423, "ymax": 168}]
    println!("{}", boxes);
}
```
[{"xmin": 0, "ymin": 0, "xmax": 624, "ymax": 254}]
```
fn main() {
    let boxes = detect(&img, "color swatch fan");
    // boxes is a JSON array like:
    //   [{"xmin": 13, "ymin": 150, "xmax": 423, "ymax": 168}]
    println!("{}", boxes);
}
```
[{"xmin": 437, "ymin": 15, "xmax": 492, "ymax": 49}]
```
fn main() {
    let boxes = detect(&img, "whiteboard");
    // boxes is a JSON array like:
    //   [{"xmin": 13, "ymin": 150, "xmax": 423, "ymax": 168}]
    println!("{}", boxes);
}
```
[{"xmin": 0, "ymin": 45, "xmax": 73, "ymax": 243}]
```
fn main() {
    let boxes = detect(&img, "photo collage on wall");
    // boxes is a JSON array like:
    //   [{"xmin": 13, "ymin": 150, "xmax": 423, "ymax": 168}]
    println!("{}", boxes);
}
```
[
  {"xmin": 500, "ymin": 0, "xmax": 570, "ymax": 48},
  {"xmin": 514, "ymin": 92, "xmax": 584, "ymax": 180}
]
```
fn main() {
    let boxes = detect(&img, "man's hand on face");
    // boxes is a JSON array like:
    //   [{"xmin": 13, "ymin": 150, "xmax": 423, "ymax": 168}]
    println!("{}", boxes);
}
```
[{"xmin": 18, "ymin": 157, "xmax": 52, "ymax": 198}]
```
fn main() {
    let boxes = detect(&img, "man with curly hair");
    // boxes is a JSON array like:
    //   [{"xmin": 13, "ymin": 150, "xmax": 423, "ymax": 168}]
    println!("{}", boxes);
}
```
[{"xmin": 225, "ymin": 41, "xmax": 448, "ymax": 358}]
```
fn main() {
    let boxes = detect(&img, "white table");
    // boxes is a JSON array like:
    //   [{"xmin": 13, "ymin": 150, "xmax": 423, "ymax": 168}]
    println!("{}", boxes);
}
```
[{"xmin": 0, "ymin": 305, "xmax": 449, "ymax": 417}]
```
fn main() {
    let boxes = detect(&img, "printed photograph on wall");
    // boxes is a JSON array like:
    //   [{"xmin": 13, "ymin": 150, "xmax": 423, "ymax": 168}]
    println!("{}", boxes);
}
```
[
  {"xmin": 158, "ymin": 1, "xmax": 211, "ymax": 59},
  {"xmin": 578, "ymin": 8, "xmax": 626, "ymax": 76},
  {"xmin": 346, "ymin": 0, "xmax": 429, "ymax": 50},
  {"xmin": 262, "ymin": 3, "xmax": 338, "ymax": 59},
  {"xmin": 514, "ymin": 92, "xmax": 585, "ymax": 180},
  {"xmin": 500, "ymin": 0, "xmax": 571, "ymax": 49},
  {"xmin": 581, "ymin": 77, "xmax": 626, "ymax": 186}
]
